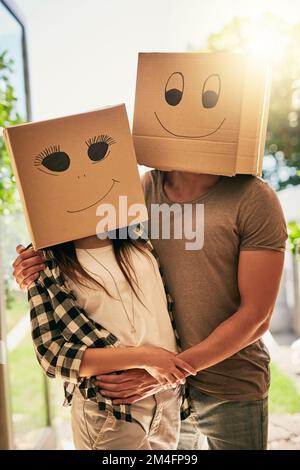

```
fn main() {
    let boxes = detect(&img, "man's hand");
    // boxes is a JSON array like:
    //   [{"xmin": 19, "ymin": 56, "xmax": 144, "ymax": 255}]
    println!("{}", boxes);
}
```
[
  {"xmin": 12, "ymin": 245, "xmax": 45, "ymax": 289},
  {"xmin": 94, "ymin": 369, "xmax": 169, "ymax": 404}
]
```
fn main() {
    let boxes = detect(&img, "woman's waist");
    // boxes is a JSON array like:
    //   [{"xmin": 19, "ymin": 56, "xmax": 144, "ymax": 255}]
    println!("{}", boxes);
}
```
[{"xmin": 73, "ymin": 382, "xmax": 181, "ymax": 411}]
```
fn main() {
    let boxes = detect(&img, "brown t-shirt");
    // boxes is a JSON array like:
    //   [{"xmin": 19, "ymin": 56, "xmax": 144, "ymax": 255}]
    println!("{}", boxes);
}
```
[{"xmin": 142, "ymin": 170, "xmax": 287, "ymax": 401}]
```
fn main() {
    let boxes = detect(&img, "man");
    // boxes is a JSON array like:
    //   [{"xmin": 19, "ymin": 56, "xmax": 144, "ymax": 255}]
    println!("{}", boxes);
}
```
[{"xmin": 13, "ymin": 169, "xmax": 286, "ymax": 450}]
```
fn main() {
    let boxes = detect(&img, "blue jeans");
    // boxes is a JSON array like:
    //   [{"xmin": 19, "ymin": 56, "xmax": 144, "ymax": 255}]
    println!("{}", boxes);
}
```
[{"xmin": 178, "ymin": 387, "xmax": 268, "ymax": 450}]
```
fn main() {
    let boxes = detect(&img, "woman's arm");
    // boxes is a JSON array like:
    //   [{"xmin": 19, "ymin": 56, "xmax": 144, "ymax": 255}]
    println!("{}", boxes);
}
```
[
  {"xmin": 29, "ymin": 281, "xmax": 195, "ymax": 386},
  {"xmin": 79, "ymin": 347, "xmax": 143, "ymax": 376},
  {"xmin": 29, "ymin": 281, "xmax": 87, "ymax": 384},
  {"xmin": 30, "ymin": 281, "xmax": 143, "ymax": 382},
  {"xmin": 79, "ymin": 344, "xmax": 196, "ymax": 385}
]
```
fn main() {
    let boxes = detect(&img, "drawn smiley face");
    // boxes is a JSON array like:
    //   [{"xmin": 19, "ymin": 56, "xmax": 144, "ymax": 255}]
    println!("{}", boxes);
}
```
[
  {"xmin": 154, "ymin": 71, "xmax": 226, "ymax": 139},
  {"xmin": 133, "ymin": 53, "xmax": 244, "ymax": 146},
  {"xmin": 6, "ymin": 105, "xmax": 146, "ymax": 248},
  {"xmin": 34, "ymin": 133, "xmax": 120, "ymax": 214}
]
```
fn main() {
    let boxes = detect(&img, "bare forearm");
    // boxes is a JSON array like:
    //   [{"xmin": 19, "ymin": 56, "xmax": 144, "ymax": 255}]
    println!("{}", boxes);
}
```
[
  {"xmin": 178, "ymin": 306, "xmax": 270, "ymax": 371},
  {"xmin": 79, "ymin": 347, "xmax": 143, "ymax": 377}
]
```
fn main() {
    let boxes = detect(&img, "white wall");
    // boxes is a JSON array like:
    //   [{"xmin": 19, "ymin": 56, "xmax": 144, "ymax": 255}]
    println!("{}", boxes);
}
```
[{"xmin": 6, "ymin": 0, "xmax": 300, "ymax": 123}]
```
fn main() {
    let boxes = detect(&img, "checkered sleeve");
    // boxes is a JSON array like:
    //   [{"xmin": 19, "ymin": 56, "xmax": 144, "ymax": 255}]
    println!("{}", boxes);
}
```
[{"xmin": 28, "ymin": 281, "xmax": 87, "ymax": 384}]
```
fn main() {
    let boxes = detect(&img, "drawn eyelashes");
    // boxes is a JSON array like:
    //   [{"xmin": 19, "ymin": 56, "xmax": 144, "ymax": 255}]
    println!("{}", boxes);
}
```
[
  {"xmin": 85, "ymin": 134, "xmax": 116, "ymax": 162},
  {"xmin": 34, "ymin": 135, "xmax": 116, "ymax": 174},
  {"xmin": 34, "ymin": 145, "xmax": 70, "ymax": 173},
  {"xmin": 164, "ymin": 72, "xmax": 221, "ymax": 108}
]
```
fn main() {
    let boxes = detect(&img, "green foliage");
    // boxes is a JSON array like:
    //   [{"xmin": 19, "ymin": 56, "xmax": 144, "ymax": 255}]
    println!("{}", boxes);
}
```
[
  {"xmin": 9, "ymin": 334, "xmax": 48, "ymax": 431},
  {"xmin": 4, "ymin": 278, "xmax": 14, "ymax": 310},
  {"xmin": 204, "ymin": 13, "xmax": 300, "ymax": 190},
  {"xmin": 0, "ymin": 50, "xmax": 23, "ymax": 215},
  {"xmin": 288, "ymin": 220, "xmax": 300, "ymax": 257},
  {"xmin": 269, "ymin": 362, "xmax": 300, "ymax": 414},
  {"xmin": 5, "ymin": 290, "xmax": 28, "ymax": 332}
]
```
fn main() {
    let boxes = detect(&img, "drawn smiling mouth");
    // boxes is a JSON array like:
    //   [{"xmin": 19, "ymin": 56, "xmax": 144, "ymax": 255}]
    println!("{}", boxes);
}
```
[
  {"xmin": 67, "ymin": 178, "xmax": 120, "ymax": 214},
  {"xmin": 154, "ymin": 112, "xmax": 226, "ymax": 139}
]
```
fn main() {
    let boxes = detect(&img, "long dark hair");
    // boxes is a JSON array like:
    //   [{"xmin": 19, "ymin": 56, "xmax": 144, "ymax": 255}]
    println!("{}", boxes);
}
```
[{"xmin": 50, "ymin": 229, "xmax": 150, "ymax": 301}]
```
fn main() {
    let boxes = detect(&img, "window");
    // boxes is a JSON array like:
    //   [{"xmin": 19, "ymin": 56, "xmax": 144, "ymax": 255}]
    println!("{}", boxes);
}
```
[
  {"xmin": 0, "ymin": 0, "xmax": 30, "ymax": 119},
  {"xmin": 1, "ymin": 1, "xmax": 53, "ymax": 450}
]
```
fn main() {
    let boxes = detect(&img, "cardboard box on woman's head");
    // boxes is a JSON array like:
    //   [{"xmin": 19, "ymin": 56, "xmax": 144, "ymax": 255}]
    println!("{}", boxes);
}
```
[
  {"xmin": 133, "ymin": 52, "xmax": 271, "ymax": 176},
  {"xmin": 4, "ymin": 104, "xmax": 147, "ymax": 249}
]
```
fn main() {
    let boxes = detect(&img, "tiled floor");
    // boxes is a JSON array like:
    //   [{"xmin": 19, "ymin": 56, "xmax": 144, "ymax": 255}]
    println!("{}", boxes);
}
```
[{"xmin": 268, "ymin": 414, "xmax": 300, "ymax": 450}]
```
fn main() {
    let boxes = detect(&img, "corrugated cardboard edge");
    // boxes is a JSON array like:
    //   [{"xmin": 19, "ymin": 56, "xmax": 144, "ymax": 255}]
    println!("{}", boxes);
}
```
[
  {"xmin": 29, "ymin": 214, "xmax": 150, "ymax": 250},
  {"xmin": 235, "ymin": 60, "xmax": 271, "ymax": 176},
  {"xmin": 3, "ymin": 128, "xmax": 37, "ymax": 247},
  {"xmin": 257, "ymin": 67, "xmax": 271, "ymax": 176},
  {"xmin": 133, "ymin": 135, "xmax": 237, "ymax": 176}
]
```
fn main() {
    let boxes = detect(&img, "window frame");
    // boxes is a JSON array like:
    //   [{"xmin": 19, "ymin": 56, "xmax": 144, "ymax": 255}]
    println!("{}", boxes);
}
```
[{"xmin": 0, "ymin": 0, "xmax": 31, "ymax": 119}]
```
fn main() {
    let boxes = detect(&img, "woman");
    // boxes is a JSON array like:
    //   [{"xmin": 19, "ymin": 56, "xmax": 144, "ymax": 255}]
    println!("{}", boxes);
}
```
[{"xmin": 27, "ymin": 227, "xmax": 195, "ymax": 450}]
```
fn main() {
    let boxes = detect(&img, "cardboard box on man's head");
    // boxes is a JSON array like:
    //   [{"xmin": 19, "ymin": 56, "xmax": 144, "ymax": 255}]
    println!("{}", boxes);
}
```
[
  {"xmin": 133, "ymin": 52, "xmax": 271, "ymax": 176},
  {"xmin": 4, "ymin": 104, "xmax": 147, "ymax": 249}
]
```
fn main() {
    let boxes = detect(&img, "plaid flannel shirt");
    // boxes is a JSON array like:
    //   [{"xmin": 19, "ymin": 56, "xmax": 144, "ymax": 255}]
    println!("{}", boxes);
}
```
[{"xmin": 28, "ymin": 237, "xmax": 191, "ymax": 422}]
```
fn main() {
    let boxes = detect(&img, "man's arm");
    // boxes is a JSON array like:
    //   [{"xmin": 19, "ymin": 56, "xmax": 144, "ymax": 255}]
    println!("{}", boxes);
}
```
[
  {"xmin": 178, "ymin": 250, "xmax": 284, "ymax": 369},
  {"xmin": 30, "ymin": 280, "xmax": 193, "ymax": 383},
  {"xmin": 96, "ymin": 249, "xmax": 284, "ymax": 404}
]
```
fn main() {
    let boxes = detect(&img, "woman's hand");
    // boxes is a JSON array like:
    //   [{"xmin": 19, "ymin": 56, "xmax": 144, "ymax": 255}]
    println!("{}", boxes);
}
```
[{"xmin": 139, "ymin": 345, "xmax": 197, "ymax": 386}]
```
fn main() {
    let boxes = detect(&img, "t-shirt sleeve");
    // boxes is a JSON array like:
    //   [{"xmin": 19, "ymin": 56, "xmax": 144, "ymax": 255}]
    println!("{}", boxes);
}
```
[{"xmin": 238, "ymin": 179, "xmax": 287, "ymax": 252}]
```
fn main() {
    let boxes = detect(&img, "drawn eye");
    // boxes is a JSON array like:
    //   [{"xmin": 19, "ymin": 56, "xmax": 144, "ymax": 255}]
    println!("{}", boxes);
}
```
[
  {"xmin": 165, "ymin": 72, "xmax": 184, "ymax": 106},
  {"xmin": 34, "ymin": 146, "xmax": 70, "ymax": 172},
  {"xmin": 202, "ymin": 74, "xmax": 221, "ymax": 108},
  {"xmin": 86, "ymin": 134, "xmax": 116, "ymax": 162}
]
